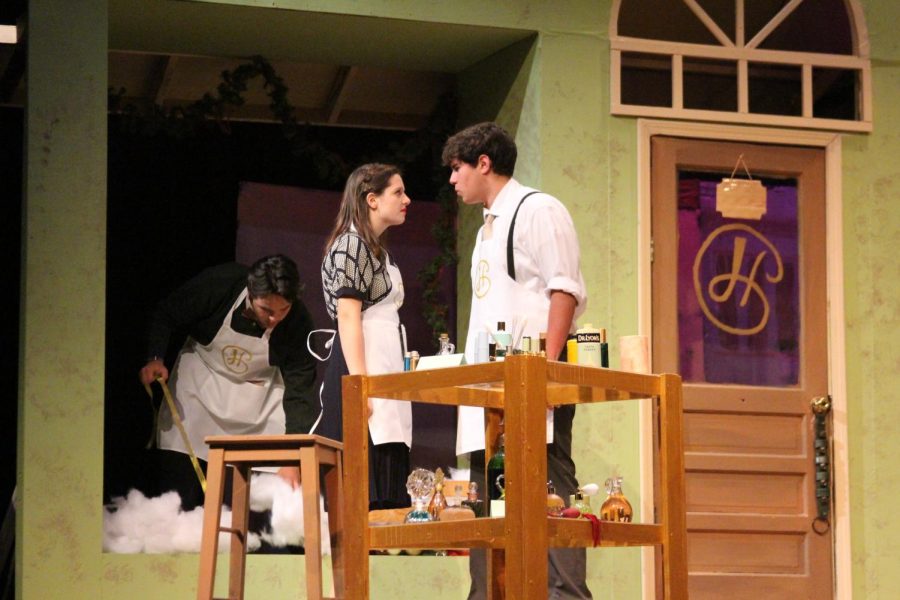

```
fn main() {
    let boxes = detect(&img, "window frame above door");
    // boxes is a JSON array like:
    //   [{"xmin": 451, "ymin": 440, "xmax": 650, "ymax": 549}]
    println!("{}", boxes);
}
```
[{"xmin": 610, "ymin": 0, "xmax": 873, "ymax": 133}]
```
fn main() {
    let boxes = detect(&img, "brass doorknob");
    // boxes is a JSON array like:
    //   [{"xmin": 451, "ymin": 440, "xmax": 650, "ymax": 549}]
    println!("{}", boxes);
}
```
[{"xmin": 811, "ymin": 395, "xmax": 831, "ymax": 415}]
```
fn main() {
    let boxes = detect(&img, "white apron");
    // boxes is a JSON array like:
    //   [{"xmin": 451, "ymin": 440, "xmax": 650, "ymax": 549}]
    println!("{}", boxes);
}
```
[
  {"xmin": 158, "ymin": 288, "xmax": 286, "ymax": 461},
  {"xmin": 456, "ymin": 211, "xmax": 550, "ymax": 455},
  {"xmin": 364, "ymin": 258, "xmax": 412, "ymax": 447}
]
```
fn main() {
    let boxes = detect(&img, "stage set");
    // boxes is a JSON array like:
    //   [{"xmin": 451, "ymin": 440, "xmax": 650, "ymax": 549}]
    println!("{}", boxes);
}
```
[{"xmin": 10, "ymin": 1, "xmax": 900, "ymax": 599}]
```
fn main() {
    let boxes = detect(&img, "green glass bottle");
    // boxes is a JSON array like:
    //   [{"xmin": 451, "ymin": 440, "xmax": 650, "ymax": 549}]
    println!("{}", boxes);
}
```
[{"xmin": 487, "ymin": 433, "xmax": 506, "ymax": 502}]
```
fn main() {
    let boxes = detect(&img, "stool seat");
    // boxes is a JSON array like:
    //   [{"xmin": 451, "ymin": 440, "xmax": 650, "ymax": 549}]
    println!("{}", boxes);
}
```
[{"xmin": 197, "ymin": 434, "xmax": 344, "ymax": 600}]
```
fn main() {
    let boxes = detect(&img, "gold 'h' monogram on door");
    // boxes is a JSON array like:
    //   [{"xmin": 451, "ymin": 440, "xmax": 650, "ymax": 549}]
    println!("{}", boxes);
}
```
[{"xmin": 692, "ymin": 223, "xmax": 784, "ymax": 336}]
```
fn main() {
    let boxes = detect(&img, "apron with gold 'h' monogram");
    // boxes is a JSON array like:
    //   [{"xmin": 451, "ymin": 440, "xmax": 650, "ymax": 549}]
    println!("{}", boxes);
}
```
[
  {"xmin": 457, "ymin": 192, "xmax": 550, "ymax": 456},
  {"xmin": 158, "ymin": 288, "xmax": 286, "ymax": 461}
]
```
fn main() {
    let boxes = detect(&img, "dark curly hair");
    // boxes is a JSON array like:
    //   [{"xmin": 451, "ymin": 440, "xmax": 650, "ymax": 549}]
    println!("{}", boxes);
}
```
[
  {"xmin": 441, "ymin": 122, "xmax": 517, "ymax": 177},
  {"xmin": 247, "ymin": 254, "xmax": 300, "ymax": 301}
]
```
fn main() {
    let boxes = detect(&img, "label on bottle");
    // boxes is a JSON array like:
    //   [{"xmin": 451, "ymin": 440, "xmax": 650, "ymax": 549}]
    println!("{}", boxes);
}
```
[
  {"xmin": 576, "ymin": 324, "xmax": 602, "ymax": 368},
  {"xmin": 490, "ymin": 499, "xmax": 506, "ymax": 517}
]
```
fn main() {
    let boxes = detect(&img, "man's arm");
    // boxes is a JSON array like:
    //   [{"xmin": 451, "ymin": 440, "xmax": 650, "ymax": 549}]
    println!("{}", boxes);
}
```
[
  {"xmin": 522, "ymin": 201, "xmax": 586, "ymax": 356},
  {"xmin": 546, "ymin": 290, "xmax": 577, "ymax": 361},
  {"xmin": 140, "ymin": 263, "xmax": 245, "ymax": 383}
]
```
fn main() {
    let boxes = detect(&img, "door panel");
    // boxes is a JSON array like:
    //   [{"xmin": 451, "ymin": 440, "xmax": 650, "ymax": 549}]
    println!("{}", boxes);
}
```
[{"xmin": 651, "ymin": 137, "xmax": 832, "ymax": 599}]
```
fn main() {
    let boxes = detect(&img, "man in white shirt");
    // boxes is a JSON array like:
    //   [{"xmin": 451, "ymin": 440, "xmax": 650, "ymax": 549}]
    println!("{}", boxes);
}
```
[{"xmin": 443, "ymin": 122, "xmax": 592, "ymax": 599}]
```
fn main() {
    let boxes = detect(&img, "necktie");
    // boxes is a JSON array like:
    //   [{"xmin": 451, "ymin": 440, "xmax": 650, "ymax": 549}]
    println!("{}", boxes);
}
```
[{"xmin": 483, "ymin": 213, "xmax": 496, "ymax": 240}]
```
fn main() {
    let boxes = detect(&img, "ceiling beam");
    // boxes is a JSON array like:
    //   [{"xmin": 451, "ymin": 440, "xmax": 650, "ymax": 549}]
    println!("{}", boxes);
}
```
[
  {"xmin": 151, "ymin": 54, "xmax": 179, "ymax": 106},
  {"xmin": 325, "ymin": 65, "xmax": 357, "ymax": 124}
]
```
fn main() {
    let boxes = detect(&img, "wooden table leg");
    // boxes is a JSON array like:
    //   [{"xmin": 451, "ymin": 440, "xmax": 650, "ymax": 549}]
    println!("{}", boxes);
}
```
[
  {"xmin": 342, "ymin": 375, "xmax": 370, "ymax": 599},
  {"xmin": 228, "ymin": 463, "xmax": 251, "ymax": 600},
  {"xmin": 503, "ymin": 355, "xmax": 548, "ymax": 600},
  {"xmin": 197, "ymin": 447, "xmax": 226, "ymax": 600},
  {"xmin": 659, "ymin": 374, "xmax": 688, "ymax": 599}
]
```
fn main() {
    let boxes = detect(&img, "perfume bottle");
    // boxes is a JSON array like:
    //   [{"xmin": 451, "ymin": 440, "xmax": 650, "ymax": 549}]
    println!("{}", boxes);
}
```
[
  {"xmin": 599, "ymin": 476, "xmax": 633, "ymax": 522},
  {"xmin": 572, "ymin": 487, "xmax": 593, "ymax": 515},
  {"xmin": 546, "ymin": 481, "xmax": 565, "ymax": 517},
  {"xmin": 404, "ymin": 468, "xmax": 435, "ymax": 523},
  {"xmin": 428, "ymin": 468, "xmax": 449, "ymax": 520},
  {"xmin": 437, "ymin": 332, "xmax": 455, "ymax": 355},
  {"xmin": 461, "ymin": 481, "xmax": 484, "ymax": 517}
]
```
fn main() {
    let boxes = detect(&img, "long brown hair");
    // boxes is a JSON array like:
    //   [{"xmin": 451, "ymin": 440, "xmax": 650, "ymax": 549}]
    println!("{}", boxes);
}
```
[{"xmin": 324, "ymin": 163, "xmax": 401, "ymax": 261}]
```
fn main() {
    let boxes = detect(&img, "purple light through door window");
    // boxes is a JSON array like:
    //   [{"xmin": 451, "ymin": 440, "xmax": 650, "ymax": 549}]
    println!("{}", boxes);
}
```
[{"xmin": 677, "ymin": 174, "xmax": 800, "ymax": 387}]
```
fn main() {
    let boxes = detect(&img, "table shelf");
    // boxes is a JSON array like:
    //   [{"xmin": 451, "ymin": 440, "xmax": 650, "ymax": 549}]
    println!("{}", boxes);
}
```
[{"xmin": 340, "ymin": 355, "xmax": 687, "ymax": 599}]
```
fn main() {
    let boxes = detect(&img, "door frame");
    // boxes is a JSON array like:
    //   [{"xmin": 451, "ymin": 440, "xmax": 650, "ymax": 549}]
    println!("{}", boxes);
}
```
[{"xmin": 636, "ymin": 119, "xmax": 849, "ymax": 599}]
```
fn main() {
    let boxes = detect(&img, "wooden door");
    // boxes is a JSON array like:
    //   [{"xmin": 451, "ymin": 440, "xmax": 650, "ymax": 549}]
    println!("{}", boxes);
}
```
[{"xmin": 651, "ymin": 137, "xmax": 833, "ymax": 599}]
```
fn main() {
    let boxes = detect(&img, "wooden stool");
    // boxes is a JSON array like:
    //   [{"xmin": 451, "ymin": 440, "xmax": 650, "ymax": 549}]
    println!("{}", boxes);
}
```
[{"xmin": 196, "ymin": 434, "xmax": 344, "ymax": 600}]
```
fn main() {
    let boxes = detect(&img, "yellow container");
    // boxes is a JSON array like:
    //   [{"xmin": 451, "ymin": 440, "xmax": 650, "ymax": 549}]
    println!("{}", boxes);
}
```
[{"xmin": 566, "ymin": 338, "xmax": 578, "ymax": 363}]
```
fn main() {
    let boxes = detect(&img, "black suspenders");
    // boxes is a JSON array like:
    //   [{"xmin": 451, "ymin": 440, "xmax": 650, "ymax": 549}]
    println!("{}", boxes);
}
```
[{"xmin": 507, "ymin": 191, "xmax": 540, "ymax": 280}]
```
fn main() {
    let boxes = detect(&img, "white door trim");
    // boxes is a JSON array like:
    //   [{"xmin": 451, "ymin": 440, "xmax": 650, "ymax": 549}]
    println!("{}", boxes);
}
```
[{"xmin": 636, "ymin": 118, "xmax": 849, "ymax": 600}]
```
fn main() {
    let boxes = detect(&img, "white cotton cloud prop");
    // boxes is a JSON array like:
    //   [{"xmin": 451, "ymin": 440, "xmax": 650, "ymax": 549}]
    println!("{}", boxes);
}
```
[
  {"xmin": 248, "ymin": 472, "xmax": 331, "ymax": 554},
  {"xmin": 102, "ymin": 489, "xmax": 254, "ymax": 554},
  {"xmin": 103, "ymin": 474, "xmax": 330, "ymax": 555}
]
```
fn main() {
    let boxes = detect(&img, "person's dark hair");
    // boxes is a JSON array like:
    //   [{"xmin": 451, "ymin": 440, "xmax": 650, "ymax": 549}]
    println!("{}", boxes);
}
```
[
  {"xmin": 441, "ymin": 122, "xmax": 517, "ymax": 177},
  {"xmin": 247, "ymin": 254, "xmax": 300, "ymax": 301},
  {"xmin": 324, "ymin": 163, "xmax": 401, "ymax": 260}
]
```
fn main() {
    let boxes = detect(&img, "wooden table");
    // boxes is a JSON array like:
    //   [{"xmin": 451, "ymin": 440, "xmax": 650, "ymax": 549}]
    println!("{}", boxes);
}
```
[{"xmin": 341, "ymin": 354, "xmax": 688, "ymax": 599}]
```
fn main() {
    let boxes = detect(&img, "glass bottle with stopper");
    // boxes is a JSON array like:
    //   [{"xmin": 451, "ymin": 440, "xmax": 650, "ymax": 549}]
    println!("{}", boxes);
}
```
[
  {"xmin": 404, "ymin": 468, "xmax": 435, "ymax": 523},
  {"xmin": 437, "ymin": 332, "xmax": 455, "ymax": 355},
  {"xmin": 428, "ymin": 467, "xmax": 449, "ymax": 520},
  {"xmin": 599, "ymin": 476, "xmax": 633, "ymax": 522}
]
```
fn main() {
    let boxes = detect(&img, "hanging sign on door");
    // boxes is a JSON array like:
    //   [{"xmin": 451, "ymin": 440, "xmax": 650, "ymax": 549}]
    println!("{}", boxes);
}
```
[{"xmin": 716, "ymin": 154, "xmax": 767, "ymax": 220}]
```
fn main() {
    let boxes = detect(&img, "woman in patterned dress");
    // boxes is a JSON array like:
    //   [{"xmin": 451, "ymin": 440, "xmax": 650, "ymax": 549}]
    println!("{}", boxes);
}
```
[{"xmin": 317, "ymin": 163, "xmax": 413, "ymax": 509}]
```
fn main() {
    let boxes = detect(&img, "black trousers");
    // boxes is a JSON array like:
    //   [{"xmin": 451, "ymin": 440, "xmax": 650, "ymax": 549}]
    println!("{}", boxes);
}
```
[
  {"xmin": 318, "ymin": 326, "xmax": 411, "ymax": 510},
  {"xmin": 467, "ymin": 403, "xmax": 593, "ymax": 599}
]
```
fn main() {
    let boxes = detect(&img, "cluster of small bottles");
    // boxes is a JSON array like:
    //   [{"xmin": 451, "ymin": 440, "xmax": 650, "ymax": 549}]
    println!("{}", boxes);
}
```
[
  {"xmin": 404, "ymin": 332, "xmax": 457, "ymax": 371},
  {"xmin": 471, "ymin": 429, "xmax": 632, "ymax": 522},
  {"xmin": 404, "ymin": 467, "xmax": 480, "ymax": 523},
  {"xmin": 477, "ymin": 321, "xmax": 548, "ymax": 363},
  {"xmin": 474, "ymin": 320, "xmax": 614, "ymax": 366}
]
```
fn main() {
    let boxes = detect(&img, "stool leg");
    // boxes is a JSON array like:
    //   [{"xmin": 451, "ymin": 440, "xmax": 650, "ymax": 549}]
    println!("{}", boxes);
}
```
[
  {"xmin": 198, "ymin": 448, "xmax": 226, "ymax": 600},
  {"xmin": 300, "ymin": 446, "xmax": 324, "ymax": 599},
  {"xmin": 228, "ymin": 464, "xmax": 251, "ymax": 600},
  {"xmin": 323, "ymin": 449, "xmax": 344, "ymax": 599}
]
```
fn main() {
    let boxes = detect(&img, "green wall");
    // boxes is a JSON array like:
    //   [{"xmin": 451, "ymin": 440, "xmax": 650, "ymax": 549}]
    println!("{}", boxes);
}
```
[
  {"xmin": 19, "ymin": 0, "xmax": 108, "ymax": 598},
  {"xmin": 18, "ymin": 0, "xmax": 900, "ymax": 598},
  {"xmin": 844, "ymin": 1, "xmax": 900, "ymax": 597}
]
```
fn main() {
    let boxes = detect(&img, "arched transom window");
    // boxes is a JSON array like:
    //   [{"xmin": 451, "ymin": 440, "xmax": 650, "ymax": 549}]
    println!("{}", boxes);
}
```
[{"xmin": 610, "ymin": 0, "xmax": 872, "ymax": 132}]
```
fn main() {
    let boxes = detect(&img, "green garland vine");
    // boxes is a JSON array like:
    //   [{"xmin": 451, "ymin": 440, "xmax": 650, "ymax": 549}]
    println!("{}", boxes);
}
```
[{"xmin": 109, "ymin": 55, "xmax": 458, "ymax": 344}]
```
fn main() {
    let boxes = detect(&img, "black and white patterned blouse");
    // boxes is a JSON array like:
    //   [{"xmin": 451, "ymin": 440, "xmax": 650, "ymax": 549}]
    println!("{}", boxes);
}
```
[{"xmin": 321, "ymin": 231, "xmax": 392, "ymax": 321}]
